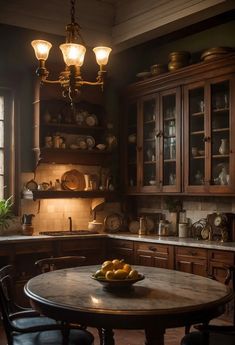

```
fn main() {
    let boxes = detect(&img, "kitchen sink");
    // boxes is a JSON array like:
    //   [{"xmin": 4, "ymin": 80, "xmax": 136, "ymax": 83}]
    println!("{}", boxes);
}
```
[{"xmin": 39, "ymin": 230, "xmax": 99, "ymax": 236}]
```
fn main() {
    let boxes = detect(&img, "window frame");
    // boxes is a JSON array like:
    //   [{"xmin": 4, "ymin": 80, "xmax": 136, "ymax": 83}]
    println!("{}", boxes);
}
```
[{"xmin": 0, "ymin": 84, "xmax": 20, "ymax": 214}]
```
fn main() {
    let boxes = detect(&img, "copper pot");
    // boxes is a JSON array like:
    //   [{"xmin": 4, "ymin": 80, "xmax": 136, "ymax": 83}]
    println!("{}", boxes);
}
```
[{"xmin": 168, "ymin": 51, "xmax": 191, "ymax": 71}]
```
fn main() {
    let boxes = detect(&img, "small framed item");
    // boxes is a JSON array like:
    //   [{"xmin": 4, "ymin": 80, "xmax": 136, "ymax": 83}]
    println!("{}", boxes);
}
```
[{"xmin": 104, "ymin": 213, "xmax": 123, "ymax": 233}]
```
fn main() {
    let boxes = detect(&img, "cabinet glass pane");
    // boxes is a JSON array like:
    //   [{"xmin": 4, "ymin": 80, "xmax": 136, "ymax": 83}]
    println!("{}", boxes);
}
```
[
  {"xmin": 127, "ymin": 103, "xmax": 137, "ymax": 187},
  {"xmin": 143, "ymin": 98, "xmax": 156, "ymax": 186},
  {"xmin": 188, "ymin": 88, "xmax": 205, "ymax": 185},
  {"xmin": 211, "ymin": 81, "xmax": 230, "ymax": 186},
  {"xmin": 163, "ymin": 94, "xmax": 176, "ymax": 186}
]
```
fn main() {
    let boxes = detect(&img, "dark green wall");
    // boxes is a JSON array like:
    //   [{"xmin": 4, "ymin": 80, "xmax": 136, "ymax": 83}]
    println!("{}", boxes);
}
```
[{"xmin": 0, "ymin": 19, "xmax": 234, "ymax": 173}]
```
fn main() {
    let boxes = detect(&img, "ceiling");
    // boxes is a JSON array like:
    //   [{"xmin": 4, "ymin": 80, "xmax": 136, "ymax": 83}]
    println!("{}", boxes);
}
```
[{"xmin": 0, "ymin": 0, "xmax": 234, "ymax": 52}]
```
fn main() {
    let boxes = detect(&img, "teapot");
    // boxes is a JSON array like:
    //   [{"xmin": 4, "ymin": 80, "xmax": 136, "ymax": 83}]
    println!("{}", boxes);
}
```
[{"xmin": 22, "ymin": 214, "xmax": 35, "ymax": 225}]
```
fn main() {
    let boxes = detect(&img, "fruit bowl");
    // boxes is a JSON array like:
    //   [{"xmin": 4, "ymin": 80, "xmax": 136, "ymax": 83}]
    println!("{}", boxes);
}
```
[{"xmin": 91, "ymin": 274, "xmax": 145, "ymax": 289}]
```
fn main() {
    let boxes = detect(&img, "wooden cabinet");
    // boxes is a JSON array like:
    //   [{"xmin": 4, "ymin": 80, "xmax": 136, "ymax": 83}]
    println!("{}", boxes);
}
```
[
  {"xmin": 175, "ymin": 246, "xmax": 208, "ymax": 277},
  {"xmin": 0, "ymin": 237, "xmax": 105, "ymax": 306},
  {"xmin": 208, "ymin": 249, "xmax": 234, "ymax": 283},
  {"xmin": 124, "ymin": 55, "xmax": 235, "ymax": 195},
  {"xmin": 106, "ymin": 239, "xmax": 134, "ymax": 264},
  {"xmin": 184, "ymin": 76, "xmax": 235, "ymax": 193},
  {"xmin": 134, "ymin": 241, "xmax": 174, "ymax": 269},
  {"xmin": 59, "ymin": 238, "xmax": 106, "ymax": 265},
  {"xmin": 124, "ymin": 88, "xmax": 181, "ymax": 193}
]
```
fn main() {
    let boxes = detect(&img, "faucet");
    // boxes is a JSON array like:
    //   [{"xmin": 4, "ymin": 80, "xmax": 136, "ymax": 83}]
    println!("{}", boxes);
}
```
[{"xmin": 68, "ymin": 217, "xmax": 72, "ymax": 232}]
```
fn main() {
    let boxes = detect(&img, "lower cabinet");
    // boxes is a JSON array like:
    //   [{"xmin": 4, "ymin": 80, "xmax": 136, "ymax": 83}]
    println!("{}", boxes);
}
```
[
  {"xmin": 175, "ymin": 246, "xmax": 208, "ymax": 277},
  {"xmin": 134, "ymin": 242, "xmax": 174, "ymax": 269},
  {"xmin": 59, "ymin": 238, "xmax": 106, "ymax": 265},
  {"xmin": 208, "ymin": 250, "xmax": 234, "ymax": 283},
  {"xmin": 106, "ymin": 239, "xmax": 134, "ymax": 264}
]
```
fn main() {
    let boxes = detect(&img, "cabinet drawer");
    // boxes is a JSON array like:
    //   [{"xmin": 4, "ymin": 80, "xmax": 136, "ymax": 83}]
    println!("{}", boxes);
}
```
[
  {"xmin": 61, "ymin": 238, "xmax": 103, "ymax": 251},
  {"xmin": 208, "ymin": 250, "xmax": 234, "ymax": 264},
  {"xmin": 175, "ymin": 246, "xmax": 207, "ymax": 259},
  {"xmin": 135, "ymin": 242, "xmax": 170, "ymax": 255},
  {"xmin": 108, "ymin": 239, "xmax": 134, "ymax": 250},
  {"xmin": 14, "ymin": 241, "xmax": 53, "ymax": 254}
]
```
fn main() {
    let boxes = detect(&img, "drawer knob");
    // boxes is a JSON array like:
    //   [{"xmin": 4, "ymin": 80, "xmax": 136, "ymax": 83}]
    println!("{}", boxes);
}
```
[{"xmin": 149, "ymin": 246, "xmax": 157, "ymax": 252}]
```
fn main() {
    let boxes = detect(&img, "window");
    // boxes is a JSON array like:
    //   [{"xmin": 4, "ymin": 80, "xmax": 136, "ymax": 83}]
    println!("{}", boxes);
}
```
[{"xmin": 0, "ymin": 87, "xmax": 19, "ymax": 210}]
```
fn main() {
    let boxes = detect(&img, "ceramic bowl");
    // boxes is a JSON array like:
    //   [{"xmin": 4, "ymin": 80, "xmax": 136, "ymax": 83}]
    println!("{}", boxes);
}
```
[{"xmin": 91, "ymin": 274, "xmax": 145, "ymax": 289}]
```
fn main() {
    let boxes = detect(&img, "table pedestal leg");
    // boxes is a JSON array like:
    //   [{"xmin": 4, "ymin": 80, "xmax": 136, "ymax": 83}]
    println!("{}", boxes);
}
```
[
  {"xmin": 98, "ymin": 328, "xmax": 115, "ymax": 345},
  {"xmin": 145, "ymin": 327, "xmax": 165, "ymax": 345}
]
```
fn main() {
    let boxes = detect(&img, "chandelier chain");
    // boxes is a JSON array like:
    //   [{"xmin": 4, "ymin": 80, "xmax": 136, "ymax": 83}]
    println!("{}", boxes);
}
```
[{"xmin": 70, "ymin": 0, "xmax": 76, "ymax": 24}]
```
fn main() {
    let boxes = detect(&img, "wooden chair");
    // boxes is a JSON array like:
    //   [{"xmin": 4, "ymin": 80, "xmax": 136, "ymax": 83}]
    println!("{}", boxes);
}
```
[
  {"xmin": 182, "ymin": 265, "xmax": 235, "ymax": 344},
  {"xmin": 0, "ymin": 265, "xmax": 94, "ymax": 345},
  {"xmin": 35, "ymin": 255, "xmax": 88, "ymax": 332},
  {"xmin": 34, "ymin": 255, "xmax": 86, "ymax": 274},
  {"xmin": 184, "ymin": 264, "xmax": 235, "ymax": 335}
]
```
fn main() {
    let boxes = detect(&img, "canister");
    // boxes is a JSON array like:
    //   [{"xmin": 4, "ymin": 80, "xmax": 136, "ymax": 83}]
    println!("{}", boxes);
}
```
[{"xmin": 178, "ymin": 223, "xmax": 188, "ymax": 238}]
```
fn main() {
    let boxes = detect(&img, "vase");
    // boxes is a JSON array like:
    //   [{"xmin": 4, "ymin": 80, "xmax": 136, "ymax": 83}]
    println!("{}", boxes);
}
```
[{"xmin": 219, "ymin": 138, "xmax": 229, "ymax": 155}]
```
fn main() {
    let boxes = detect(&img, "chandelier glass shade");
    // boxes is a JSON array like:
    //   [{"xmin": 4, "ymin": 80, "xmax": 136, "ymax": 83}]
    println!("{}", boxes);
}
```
[{"xmin": 31, "ymin": 0, "xmax": 112, "ymax": 102}]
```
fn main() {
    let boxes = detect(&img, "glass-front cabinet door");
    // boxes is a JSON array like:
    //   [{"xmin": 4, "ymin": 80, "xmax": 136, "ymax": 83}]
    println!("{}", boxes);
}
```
[
  {"xmin": 126, "ymin": 101, "xmax": 138, "ymax": 192},
  {"xmin": 160, "ymin": 88, "xmax": 181, "ymax": 192},
  {"xmin": 184, "ymin": 76, "xmax": 235, "ymax": 193},
  {"xmin": 140, "ymin": 95, "xmax": 159, "ymax": 192}
]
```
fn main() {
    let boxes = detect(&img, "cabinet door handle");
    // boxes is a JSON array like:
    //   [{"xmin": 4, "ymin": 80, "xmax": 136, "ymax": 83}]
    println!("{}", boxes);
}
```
[
  {"xmin": 149, "ymin": 246, "xmax": 157, "ymax": 252},
  {"xmin": 155, "ymin": 131, "xmax": 161, "ymax": 138},
  {"xmin": 203, "ymin": 136, "xmax": 210, "ymax": 142}
]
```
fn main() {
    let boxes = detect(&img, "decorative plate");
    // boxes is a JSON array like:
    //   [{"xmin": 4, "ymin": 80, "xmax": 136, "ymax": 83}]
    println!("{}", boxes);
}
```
[
  {"xmin": 128, "ymin": 220, "xmax": 139, "ymax": 234},
  {"xmin": 61, "ymin": 169, "xmax": 85, "ymax": 191},
  {"xmin": 136, "ymin": 71, "xmax": 151, "ymax": 80},
  {"xmin": 86, "ymin": 136, "xmax": 96, "ymax": 149},
  {"xmin": 85, "ymin": 114, "xmax": 98, "ymax": 127},
  {"xmin": 91, "ymin": 274, "xmax": 145, "ymax": 289},
  {"xmin": 104, "ymin": 213, "xmax": 123, "ymax": 233},
  {"xmin": 26, "ymin": 179, "xmax": 38, "ymax": 191},
  {"xmin": 77, "ymin": 136, "xmax": 88, "ymax": 150}
]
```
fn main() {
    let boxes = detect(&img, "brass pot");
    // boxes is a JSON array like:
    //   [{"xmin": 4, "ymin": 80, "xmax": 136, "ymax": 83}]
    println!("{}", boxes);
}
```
[
  {"xmin": 168, "ymin": 51, "xmax": 190, "ymax": 71},
  {"xmin": 150, "ymin": 64, "xmax": 166, "ymax": 76}
]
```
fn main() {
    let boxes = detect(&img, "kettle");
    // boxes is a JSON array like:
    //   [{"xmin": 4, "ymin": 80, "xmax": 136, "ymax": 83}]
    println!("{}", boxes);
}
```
[{"xmin": 22, "ymin": 214, "xmax": 35, "ymax": 225}]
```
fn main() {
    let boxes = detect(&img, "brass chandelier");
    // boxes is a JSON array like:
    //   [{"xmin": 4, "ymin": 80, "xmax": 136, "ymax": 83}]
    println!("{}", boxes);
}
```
[{"xmin": 31, "ymin": 0, "xmax": 112, "ymax": 102}]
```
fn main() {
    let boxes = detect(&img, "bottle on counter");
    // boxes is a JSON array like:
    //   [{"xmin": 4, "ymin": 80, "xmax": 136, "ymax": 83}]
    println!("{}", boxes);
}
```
[{"xmin": 138, "ymin": 217, "xmax": 146, "ymax": 236}]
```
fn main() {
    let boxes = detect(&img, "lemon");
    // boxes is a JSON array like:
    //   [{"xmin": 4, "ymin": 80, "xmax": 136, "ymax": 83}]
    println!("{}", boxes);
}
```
[
  {"xmin": 101, "ymin": 260, "xmax": 114, "ymax": 273},
  {"xmin": 105, "ymin": 270, "xmax": 115, "ymax": 280},
  {"xmin": 94, "ymin": 269, "xmax": 105, "ymax": 278},
  {"xmin": 123, "ymin": 264, "xmax": 132, "ymax": 274},
  {"xmin": 128, "ymin": 269, "xmax": 139, "ymax": 280},
  {"xmin": 112, "ymin": 259, "xmax": 124, "ymax": 270},
  {"xmin": 114, "ymin": 269, "xmax": 129, "ymax": 280}
]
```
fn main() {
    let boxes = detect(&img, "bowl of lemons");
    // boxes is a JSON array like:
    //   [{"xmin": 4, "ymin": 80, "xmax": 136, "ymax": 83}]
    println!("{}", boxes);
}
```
[{"xmin": 92, "ymin": 259, "xmax": 144, "ymax": 289}]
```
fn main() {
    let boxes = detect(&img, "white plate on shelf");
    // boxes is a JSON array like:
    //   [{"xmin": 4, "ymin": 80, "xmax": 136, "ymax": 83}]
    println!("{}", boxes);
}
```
[
  {"xmin": 85, "ymin": 114, "xmax": 98, "ymax": 127},
  {"xmin": 86, "ymin": 136, "xmax": 95, "ymax": 149}
]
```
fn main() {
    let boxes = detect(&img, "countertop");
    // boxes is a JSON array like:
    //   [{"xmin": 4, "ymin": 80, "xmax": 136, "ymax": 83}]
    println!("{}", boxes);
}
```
[{"xmin": 1, "ymin": 232, "xmax": 235, "ymax": 251}]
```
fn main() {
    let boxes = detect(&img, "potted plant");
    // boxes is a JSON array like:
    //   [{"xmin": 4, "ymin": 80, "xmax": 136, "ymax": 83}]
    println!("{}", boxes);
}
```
[{"xmin": 0, "ymin": 196, "xmax": 15, "ymax": 235}]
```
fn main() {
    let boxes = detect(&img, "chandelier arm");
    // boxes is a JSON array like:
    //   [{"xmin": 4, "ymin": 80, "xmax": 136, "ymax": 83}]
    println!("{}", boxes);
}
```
[
  {"xmin": 76, "ymin": 81, "xmax": 104, "ymax": 86},
  {"xmin": 41, "ymin": 79, "xmax": 64, "ymax": 85}
]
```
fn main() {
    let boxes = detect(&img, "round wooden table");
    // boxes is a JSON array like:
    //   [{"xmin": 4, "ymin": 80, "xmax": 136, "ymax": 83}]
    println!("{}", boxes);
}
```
[{"xmin": 24, "ymin": 265, "xmax": 232, "ymax": 345}]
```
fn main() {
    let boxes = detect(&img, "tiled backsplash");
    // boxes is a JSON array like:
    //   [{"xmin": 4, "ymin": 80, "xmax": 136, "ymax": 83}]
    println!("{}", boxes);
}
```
[
  {"xmin": 21, "ymin": 165, "xmax": 121, "ymax": 234},
  {"xmin": 21, "ymin": 166, "xmax": 235, "ymax": 234},
  {"xmin": 137, "ymin": 196, "xmax": 235, "ymax": 224}
]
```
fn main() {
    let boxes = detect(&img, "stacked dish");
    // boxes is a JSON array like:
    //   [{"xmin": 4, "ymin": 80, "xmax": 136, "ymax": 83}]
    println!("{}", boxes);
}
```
[{"xmin": 201, "ymin": 47, "xmax": 234, "ymax": 61}]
